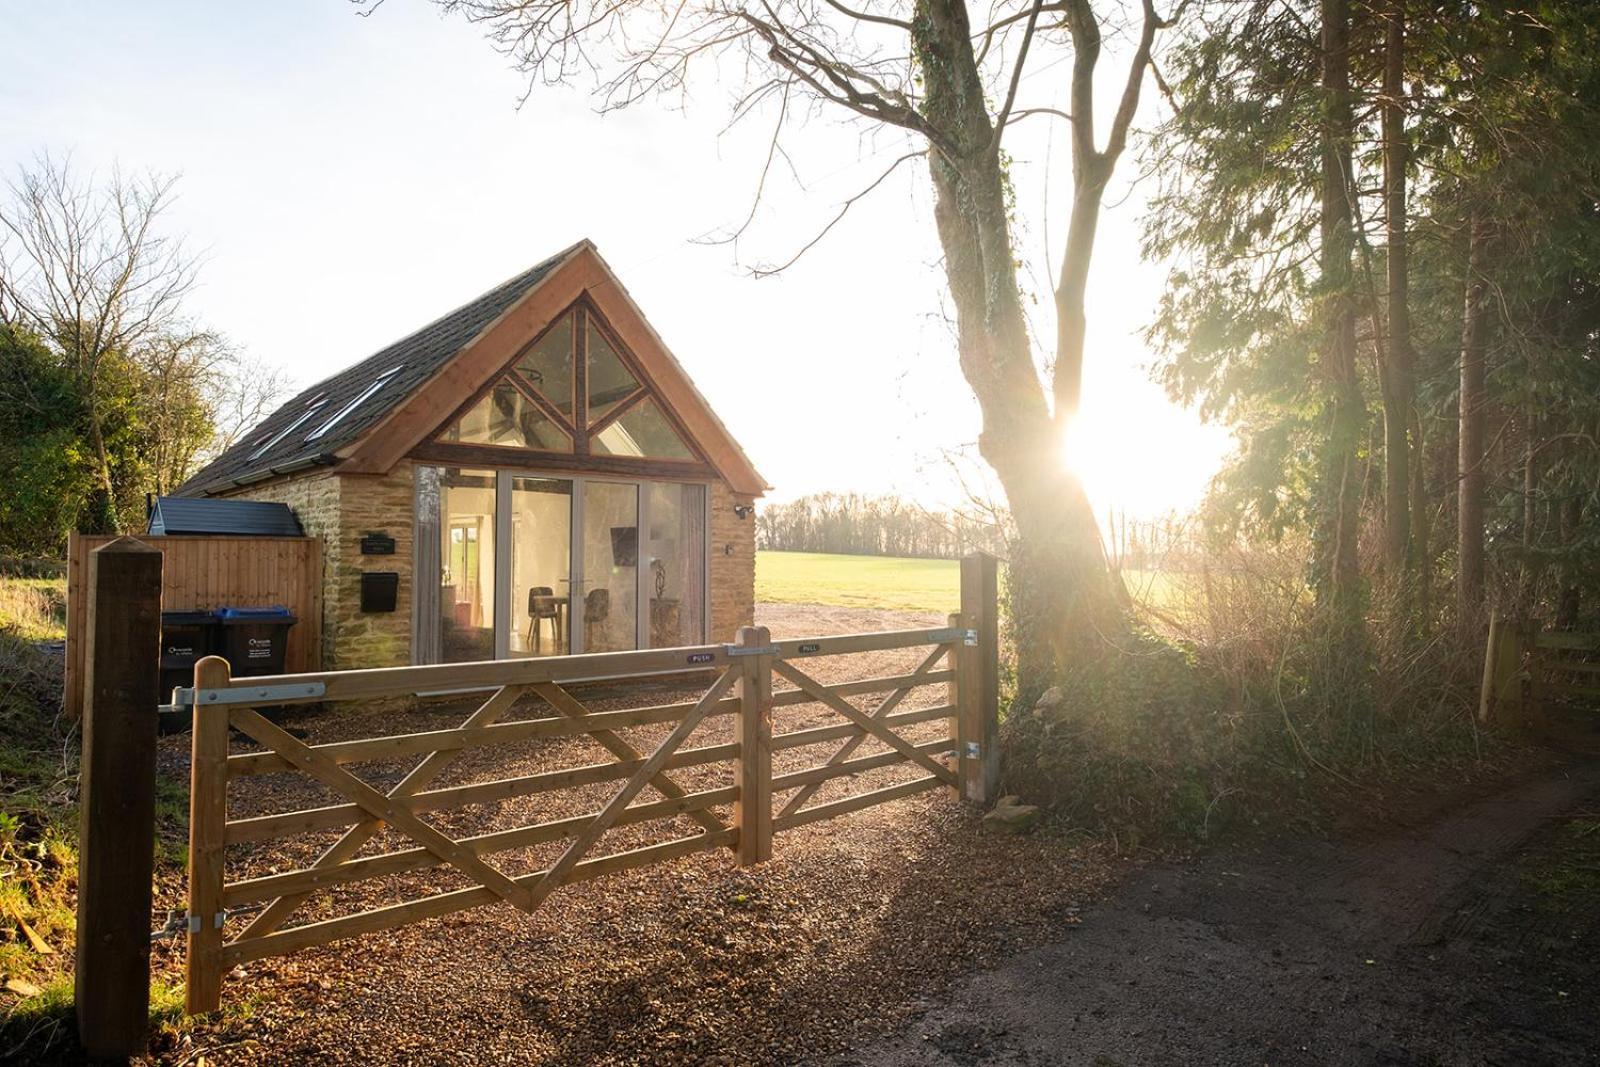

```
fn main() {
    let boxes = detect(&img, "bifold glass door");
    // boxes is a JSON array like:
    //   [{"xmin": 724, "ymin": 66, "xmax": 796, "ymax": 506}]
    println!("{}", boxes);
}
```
[
  {"xmin": 416, "ymin": 466, "xmax": 708, "ymax": 664},
  {"xmin": 579, "ymin": 480, "xmax": 639, "ymax": 653},
  {"xmin": 508, "ymin": 477, "xmax": 573, "ymax": 659},
  {"xmin": 645, "ymin": 483, "xmax": 706, "ymax": 647}
]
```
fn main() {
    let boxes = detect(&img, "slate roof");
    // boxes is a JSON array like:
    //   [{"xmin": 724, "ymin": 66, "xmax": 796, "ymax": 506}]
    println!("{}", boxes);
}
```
[
  {"xmin": 178, "ymin": 242, "xmax": 583, "ymax": 495},
  {"xmin": 147, "ymin": 496, "xmax": 304, "ymax": 536}
]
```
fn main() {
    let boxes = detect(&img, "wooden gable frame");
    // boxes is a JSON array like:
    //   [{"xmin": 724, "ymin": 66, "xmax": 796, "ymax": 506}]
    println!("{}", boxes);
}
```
[{"xmin": 338, "ymin": 242, "xmax": 768, "ymax": 495}]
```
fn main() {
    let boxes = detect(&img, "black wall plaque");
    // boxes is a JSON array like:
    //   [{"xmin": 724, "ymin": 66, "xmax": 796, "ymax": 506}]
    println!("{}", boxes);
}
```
[{"xmin": 360, "ymin": 532, "xmax": 396, "ymax": 555}]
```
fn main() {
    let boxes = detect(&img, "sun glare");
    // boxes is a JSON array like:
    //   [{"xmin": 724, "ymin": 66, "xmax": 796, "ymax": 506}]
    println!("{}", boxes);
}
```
[{"xmin": 1060, "ymin": 407, "xmax": 1231, "ymax": 522}]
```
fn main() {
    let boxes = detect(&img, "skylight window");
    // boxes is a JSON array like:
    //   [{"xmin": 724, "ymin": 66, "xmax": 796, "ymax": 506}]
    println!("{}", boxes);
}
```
[
  {"xmin": 307, "ymin": 365, "xmax": 404, "ymax": 442},
  {"xmin": 249, "ymin": 398, "xmax": 328, "ymax": 460}
]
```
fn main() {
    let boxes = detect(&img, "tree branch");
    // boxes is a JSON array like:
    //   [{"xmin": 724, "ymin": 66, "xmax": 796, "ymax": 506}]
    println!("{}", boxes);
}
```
[
  {"xmin": 990, "ymin": 0, "xmax": 1047, "ymax": 154},
  {"xmin": 752, "ymin": 149, "xmax": 927, "ymax": 277}
]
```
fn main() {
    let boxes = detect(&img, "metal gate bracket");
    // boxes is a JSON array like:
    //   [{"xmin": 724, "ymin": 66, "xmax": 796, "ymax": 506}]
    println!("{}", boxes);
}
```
[
  {"xmin": 964, "ymin": 741, "xmax": 981, "ymax": 759},
  {"xmin": 963, "ymin": 629, "xmax": 979, "ymax": 646},
  {"xmin": 725, "ymin": 644, "xmax": 779, "ymax": 657},
  {"xmin": 171, "ymin": 682, "xmax": 326, "ymax": 707}
]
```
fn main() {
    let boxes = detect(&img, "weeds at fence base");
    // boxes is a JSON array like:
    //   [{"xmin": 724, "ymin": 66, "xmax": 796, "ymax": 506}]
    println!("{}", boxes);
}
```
[{"xmin": 1001, "ymin": 540, "xmax": 1528, "ymax": 847}]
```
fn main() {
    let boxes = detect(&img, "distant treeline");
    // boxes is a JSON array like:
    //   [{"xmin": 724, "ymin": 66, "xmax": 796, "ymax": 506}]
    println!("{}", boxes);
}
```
[
  {"xmin": 757, "ymin": 493, "xmax": 1005, "ymax": 559},
  {"xmin": 1104, "ymin": 512, "xmax": 1206, "ymax": 573}
]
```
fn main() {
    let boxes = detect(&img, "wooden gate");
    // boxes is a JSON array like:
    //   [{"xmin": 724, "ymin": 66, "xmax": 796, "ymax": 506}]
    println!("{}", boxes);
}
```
[
  {"xmin": 175, "ymin": 558, "xmax": 999, "ymax": 1015},
  {"xmin": 1480, "ymin": 612, "xmax": 1600, "ymax": 726}
]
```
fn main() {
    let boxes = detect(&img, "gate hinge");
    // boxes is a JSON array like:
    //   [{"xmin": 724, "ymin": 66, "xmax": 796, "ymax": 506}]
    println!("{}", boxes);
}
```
[
  {"xmin": 154, "ymin": 912, "xmax": 224, "ymax": 941},
  {"xmin": 172, "ymin": 682, "xmax": 326, "ymax": 707}
]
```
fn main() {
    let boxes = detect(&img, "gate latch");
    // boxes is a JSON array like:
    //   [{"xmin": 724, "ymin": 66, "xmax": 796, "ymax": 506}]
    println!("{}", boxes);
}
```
[
  {"xmin": 963, "ymin": 629, "xmax": 979, "ymax": 647},
  {"xmin": 963, "ymin": 741, "xmax": 981, "ymax": 759}
]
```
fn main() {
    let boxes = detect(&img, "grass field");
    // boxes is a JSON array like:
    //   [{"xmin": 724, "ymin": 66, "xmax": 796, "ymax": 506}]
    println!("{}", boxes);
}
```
[
  {"xmin": 756, "ymin": 550, "xmax": 1188, "ymax": 617},
  {"xmin": 0, "ymin": 575, "xmax": 67, "ymax": 642},
  {"xmin": 756, "ymin": 551, "xmax": 961, "ymax": 614}
]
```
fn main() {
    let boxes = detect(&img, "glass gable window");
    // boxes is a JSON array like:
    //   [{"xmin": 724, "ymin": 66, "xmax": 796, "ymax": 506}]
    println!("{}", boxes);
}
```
[
  {"xmin": 592, "ymin": 397, "xmax": 695, "ymax": 460},
  {"xmin": 427, "ymin": 300, "xmax": 701, "ymax": 465},
  {"xmin": 587, "ymin": 320, "xmax": 639, "ymax": 426},
  {"xmin": 444, "ymin": 383, "xmax": 572, "ymax": 452},
  {"xmin": 516, "ymin": 315, "xmax": 575, "ymax": 422}
]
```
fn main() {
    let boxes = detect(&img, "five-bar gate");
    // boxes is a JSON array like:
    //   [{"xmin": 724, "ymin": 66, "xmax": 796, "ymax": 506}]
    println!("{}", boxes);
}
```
[{"xmin": 171, "ymin": 556, "xmax": 999, "ymax": 1014}]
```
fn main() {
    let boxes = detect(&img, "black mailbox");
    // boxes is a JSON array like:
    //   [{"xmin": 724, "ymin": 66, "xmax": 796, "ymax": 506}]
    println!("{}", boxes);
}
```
[{"xmin": 361, "ymin": 571, "xmax": 400, "ymax": 612}]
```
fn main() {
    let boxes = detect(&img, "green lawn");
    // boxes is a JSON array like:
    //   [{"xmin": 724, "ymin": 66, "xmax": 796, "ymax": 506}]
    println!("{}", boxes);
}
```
[
  {"xmin": 756, "ymin": 550, "xmax": 1187, "ymax": 617},
  {"xmin": 756, "ymin": 551, "xmax": 961, "ymax": 614}
]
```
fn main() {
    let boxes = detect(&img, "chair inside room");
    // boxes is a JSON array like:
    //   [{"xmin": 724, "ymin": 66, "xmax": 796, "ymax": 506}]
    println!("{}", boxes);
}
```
[{"xmin": 526, "ymin": 585, "xmax": 562, "ymax": 653}]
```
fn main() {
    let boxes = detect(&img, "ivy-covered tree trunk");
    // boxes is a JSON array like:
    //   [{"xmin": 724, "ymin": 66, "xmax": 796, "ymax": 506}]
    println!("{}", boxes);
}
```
[
  {"xmin": 1314, "ymin": 0, "xmax": 1366, "ymax": 623},
  {"xmin": 910, "ymin": 0, "xmax": 1150, "ymax": 693},
  {"xmin": 1379, "ymin": 0, "xmax": 1414, "ymax": 575},
  {"xmin": 1457, "ymin": 214, "xmax": 1488, "ymax": 622},
  {"xmin": 914, "ymin": 0, "xmax": 1122, "ymax": 691},
  {"xmin": 82, "ymin": 402, "xmax": 120, "ymax": 534}
]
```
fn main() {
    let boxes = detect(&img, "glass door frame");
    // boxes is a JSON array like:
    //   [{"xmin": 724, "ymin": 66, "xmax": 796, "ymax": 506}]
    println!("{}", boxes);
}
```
[{"xmin": 419, "ymin": 464, "xmax": 712, "ymax": 663}]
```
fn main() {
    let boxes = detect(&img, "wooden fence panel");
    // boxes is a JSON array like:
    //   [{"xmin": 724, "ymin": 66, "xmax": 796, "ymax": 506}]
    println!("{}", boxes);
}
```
[{"xmin": 65, "ymin": 533, "xmax": 323, "ymax": 717}]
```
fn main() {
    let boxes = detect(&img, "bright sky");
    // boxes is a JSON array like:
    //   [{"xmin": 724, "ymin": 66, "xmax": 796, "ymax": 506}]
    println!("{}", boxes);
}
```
[{"xmin": 0, "ymin": 0, "xmax": 1229, "ymax": 520}]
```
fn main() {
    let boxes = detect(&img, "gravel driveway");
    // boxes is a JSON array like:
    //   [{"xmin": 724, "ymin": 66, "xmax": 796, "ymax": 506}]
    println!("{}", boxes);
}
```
[{"xmin": 156, "ymin": 604, "xmax": 1109, "ymax": 1065}]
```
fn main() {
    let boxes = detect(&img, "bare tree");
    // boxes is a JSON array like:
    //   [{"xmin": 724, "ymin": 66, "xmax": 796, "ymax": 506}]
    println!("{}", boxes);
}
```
[
  {"xmin": 202, "ymin": 351, "xmax": 292, "ymax": 464},
  {"xmin": 0, "ymin": 154, "xmax": 198, "ymax": 531},
  {"xmin": 428, "ymin": 0, "xmax": 1181, "ymax": 684},
  {"xmin": 137, "ymin": 330, "xmax": 290, "ymax": 494}
]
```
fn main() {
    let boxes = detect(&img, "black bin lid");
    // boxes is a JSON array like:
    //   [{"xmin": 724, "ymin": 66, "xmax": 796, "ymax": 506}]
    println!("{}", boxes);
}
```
[
  {"xmin": 216, "ymin": 605, "xmax": 296, "ymax": 624},
  {"xmin": 161, "ymin": 610, "xmax": 218, "ymax": 626}
]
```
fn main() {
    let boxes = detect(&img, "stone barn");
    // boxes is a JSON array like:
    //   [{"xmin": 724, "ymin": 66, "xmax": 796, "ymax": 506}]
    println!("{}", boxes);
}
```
[{"xmin": 178, "ymin": 240, "xmax": 766, "ymax": 669}]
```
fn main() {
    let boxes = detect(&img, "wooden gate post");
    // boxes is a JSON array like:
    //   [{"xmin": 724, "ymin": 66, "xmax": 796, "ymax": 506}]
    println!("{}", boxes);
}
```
[
  {"xmin": 1479, "ymin": 611, "xmax": 1527, "ymax": 727},
  {"xmin": 958, "ymin": 553, "xmax": 1000, "ymax": 805},
  {"xmin": 1477, "ymin": 610, "xmax": 1502, "ymax": 725},
  {"xmin": 185, "ymin": 655, "xmax": 232, "ymax": 1015},
  {"xmin": 733, "ymin": 626, "xmax": 773, "ymax": 866},
  {"xmin": 76, "ymin": 537, "xmax": 163, "ymax": 1058}
]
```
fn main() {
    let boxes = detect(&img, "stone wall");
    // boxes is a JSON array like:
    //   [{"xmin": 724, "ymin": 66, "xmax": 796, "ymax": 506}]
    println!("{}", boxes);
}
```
[
  {"xmin": 328, "ymin": 464, "xmax": 415, "ymax": 669},
  {"xmin": 226, "ymin": 463, "xmax": 415, "ymax": 670},
  {"xmin": 709, "ymin": 480, "xmax": 757, "ymax": 641}
]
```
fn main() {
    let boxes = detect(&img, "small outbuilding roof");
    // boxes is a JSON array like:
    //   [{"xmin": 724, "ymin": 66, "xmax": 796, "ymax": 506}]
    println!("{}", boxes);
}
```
[
  {"xmin": 178, "ymin": 240, "xmax": 767, "ymax": 497},
  {"xmin": 147, "ymin": 496, "xmax": 304, "ymax": 537}
]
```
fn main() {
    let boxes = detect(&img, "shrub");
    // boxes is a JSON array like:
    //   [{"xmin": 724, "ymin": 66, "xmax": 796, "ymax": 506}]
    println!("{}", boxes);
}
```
[{"xmin": 1001, "ymin": 536, "xmax": 1493, "ymax": 844}]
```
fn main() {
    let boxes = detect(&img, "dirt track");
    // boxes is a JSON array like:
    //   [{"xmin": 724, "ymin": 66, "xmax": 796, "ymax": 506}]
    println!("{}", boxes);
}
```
[{"xmin": 852, "ymin": 760, "xmax": 1600, "ymax": 1067}]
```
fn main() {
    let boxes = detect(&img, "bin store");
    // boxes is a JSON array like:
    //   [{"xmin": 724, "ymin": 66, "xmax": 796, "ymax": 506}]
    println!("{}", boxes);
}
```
[{"xmin": 159, "ymin": 605, "xmax": 297, "ymax": 698}]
